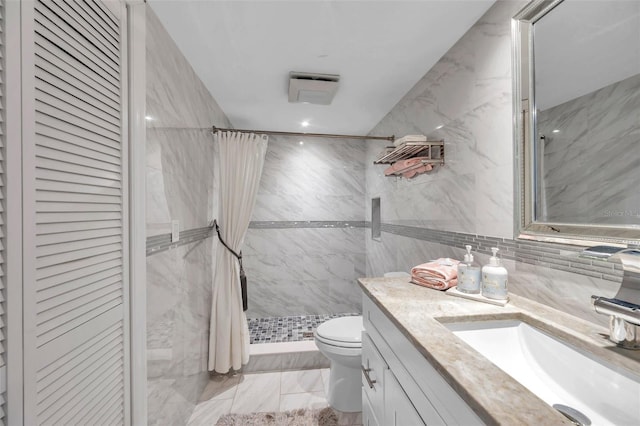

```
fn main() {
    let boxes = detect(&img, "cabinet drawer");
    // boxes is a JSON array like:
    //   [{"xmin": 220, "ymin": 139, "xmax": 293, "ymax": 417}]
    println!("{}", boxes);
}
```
[{"xmin": 361, "ymin": 332, "xmax": 387, "ymax": 423}]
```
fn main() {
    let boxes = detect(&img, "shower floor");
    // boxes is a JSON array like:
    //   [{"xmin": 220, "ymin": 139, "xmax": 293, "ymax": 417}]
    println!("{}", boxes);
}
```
[{"xmin": 248, "ymin": 313, "xmax": 360, "ymax": 344}]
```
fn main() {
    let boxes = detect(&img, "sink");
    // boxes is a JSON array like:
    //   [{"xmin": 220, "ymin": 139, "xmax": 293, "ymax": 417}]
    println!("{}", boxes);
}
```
[{"xmin": 445, "ymin": 319, "xmax": 640, "ymax": 425}]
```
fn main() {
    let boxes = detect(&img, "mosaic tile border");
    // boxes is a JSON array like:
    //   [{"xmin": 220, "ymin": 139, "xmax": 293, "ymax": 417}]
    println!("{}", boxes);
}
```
[
  {"xmin": 146, "ymin": 221, "xmax": 366, "ymax": 256},
  {"xmin": 146, "ymin": 226, "xmax": 212, "ymax": 256},
  {"xmin": 147, "ymin": 221, "xmax": 625, "ymax": 283},
  {"xmin": 374, "ymin": 222, "xmax": 625, "ymax": 283},
  {"xmin": 248, "ymin": 313, "xmax": 360, "ymax": 344},
  {"xmin": 249, "ymin": 221, "xmax": 367, "ymax": 229}
]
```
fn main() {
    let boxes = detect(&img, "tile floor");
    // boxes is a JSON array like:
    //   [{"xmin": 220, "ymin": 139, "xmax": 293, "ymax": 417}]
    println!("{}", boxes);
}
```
[
  {"xmin": 248, "ymin": 314, "xmax": 360, "ymax": 344},
  {"xmin": 187, "ymin": 368, "xmax": 362, "ymax": 426}
]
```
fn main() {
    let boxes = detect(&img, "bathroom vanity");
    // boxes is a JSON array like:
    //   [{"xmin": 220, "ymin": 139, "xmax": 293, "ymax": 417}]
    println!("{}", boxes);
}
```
[
  {"xmin": 361, "ymin": 293, "xmax": 482, "ymax": 425},
  {"xmin": 359, "ymin": 277, "xmax": 640, "ymax": 425}
]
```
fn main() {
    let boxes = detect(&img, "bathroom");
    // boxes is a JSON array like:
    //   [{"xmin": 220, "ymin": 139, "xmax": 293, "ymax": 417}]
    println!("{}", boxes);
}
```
[{"xmin": 2, "ymin": 0, "xmax": 639, "ymax": 425}]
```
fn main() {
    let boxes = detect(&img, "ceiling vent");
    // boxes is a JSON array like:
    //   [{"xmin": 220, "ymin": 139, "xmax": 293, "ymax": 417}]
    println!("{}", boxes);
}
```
[{"xmin": 288, "ymin": 72, "xmax": 340, "ymax": 105}]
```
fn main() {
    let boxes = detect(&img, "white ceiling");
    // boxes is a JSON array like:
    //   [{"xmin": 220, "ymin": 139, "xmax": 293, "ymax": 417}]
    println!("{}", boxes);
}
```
[{"xmin": 148, "ymin": 1, "xmax": 495, "ymax": 135}]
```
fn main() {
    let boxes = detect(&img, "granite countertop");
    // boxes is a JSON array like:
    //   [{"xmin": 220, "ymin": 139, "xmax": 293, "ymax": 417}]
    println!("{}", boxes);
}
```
[{"xmin": 358, "ymin": 277, "xmax": 640, "ymax": 426}]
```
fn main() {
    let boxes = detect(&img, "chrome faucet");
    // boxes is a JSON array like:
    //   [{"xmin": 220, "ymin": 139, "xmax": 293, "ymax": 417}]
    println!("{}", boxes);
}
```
[{"xmin": 590, "ymin": 248, "xmax": 640, "ymax": 350}]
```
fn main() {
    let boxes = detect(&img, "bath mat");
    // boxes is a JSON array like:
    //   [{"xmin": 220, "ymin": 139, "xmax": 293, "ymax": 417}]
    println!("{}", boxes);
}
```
[{"xmin": 215, "ymin": 407, "xmax": 338, "ymax": 425}]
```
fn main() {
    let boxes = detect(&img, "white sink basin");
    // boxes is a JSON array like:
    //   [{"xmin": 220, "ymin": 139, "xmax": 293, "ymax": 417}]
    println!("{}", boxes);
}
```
[{"xmin": 445, "ymin": 320, "xmax": 640, "ymax": 425}]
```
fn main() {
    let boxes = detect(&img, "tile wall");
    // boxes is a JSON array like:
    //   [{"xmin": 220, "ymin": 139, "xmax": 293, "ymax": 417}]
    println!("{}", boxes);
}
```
[
  {"xmin": 145, "ymin": 7, "xmax": 231, "ymax": 426},
  {"xmin": 243, "ymin": 136, "xmax": 367, "ymax": 318},
  {"xmin": 365, "ymin": 0, "xmax": 622, "ymax": 328}
]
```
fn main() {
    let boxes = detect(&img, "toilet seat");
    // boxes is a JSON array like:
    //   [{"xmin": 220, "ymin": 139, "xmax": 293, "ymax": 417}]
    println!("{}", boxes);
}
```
[{"xmin": 315, "ymin": 316, "xmax": 363, "ymax": 348}]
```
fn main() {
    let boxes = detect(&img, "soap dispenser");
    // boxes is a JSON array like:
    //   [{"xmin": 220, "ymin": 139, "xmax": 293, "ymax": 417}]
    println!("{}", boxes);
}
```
[
  {"xmin": 457, "ymin": 245, "xmax": 481, "ymax": 294},
  {"xmin": 482, "ymin": 247, "xmax": 508, "ymax": 300}
]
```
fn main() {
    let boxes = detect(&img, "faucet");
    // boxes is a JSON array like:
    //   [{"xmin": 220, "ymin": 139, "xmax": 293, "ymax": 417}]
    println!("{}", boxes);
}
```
[{"xmin": 590, "ymin": 248, "xmax": 640, "ymax": 350}]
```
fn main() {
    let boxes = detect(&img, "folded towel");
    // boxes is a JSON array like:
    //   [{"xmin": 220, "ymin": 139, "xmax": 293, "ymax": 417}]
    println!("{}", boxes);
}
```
[
  {"xmin": 393, "ymin": 134, "xmax": 427, "ymax": 147},
  {"xmin": 411, "ymin": 258, "xmax": 460, "ymax": 290},
  {"xmin": 402, "ymin": 163, "xmax": 433, "ymax": 179},
  {"xmin": 384, "ymin": 157, "xmax": 432, "ymax": 176}
]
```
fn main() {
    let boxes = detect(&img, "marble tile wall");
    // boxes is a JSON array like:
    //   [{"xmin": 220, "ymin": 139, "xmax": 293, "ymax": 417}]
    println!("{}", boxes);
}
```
[
  {"xmin": 366, "ymin": 0, "xmax": 519, "ymax": 239},
  {"xmin": 538, "ymin": 73, "xmax": 640, "ymax": 225},
  {"xmin": 364, "ymin": 0, "xmax": 622, "ymax": 328},
  {"xmin": 146, "ymin": 7, "xmax": 231, "ymax": 426},
  {"xmin": 243, "ymin": 136, "xmax": 367, "ymax": 318}
]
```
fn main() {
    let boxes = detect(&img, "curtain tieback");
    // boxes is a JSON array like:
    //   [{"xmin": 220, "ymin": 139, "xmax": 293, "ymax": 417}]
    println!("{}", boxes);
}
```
[{"xmin": 214, "ymin": 220, "xmax": 248, "ymax": 311}]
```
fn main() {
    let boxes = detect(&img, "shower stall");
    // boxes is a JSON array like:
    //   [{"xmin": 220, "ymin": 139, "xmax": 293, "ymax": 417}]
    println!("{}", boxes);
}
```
[{"xmin": 242, "ymin": 134, "xmax": 367, "ymax": 345}]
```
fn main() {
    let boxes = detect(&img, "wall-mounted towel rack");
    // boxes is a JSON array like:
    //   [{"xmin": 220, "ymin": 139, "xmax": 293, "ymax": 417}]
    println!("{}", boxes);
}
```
[
  {"xmin": 374, "ymin": 140, "xmax": 444, "ymax": 178},
  {"xmin": 374, "ymin": 140, "xmax": 444, "ymax": 165}
]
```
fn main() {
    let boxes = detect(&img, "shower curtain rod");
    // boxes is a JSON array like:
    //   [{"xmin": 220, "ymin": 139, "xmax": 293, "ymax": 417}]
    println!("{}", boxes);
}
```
[{"xmin": 211, "ymin": 125, "xmax": 395, "ymax": 142}]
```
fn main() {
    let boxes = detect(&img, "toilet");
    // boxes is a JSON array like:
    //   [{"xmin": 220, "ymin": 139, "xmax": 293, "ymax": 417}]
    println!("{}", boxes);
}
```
[
  {"xmin": 315, "ymin": 273, "xmax": 409, "ymax": 412},
  {"xmin": 314, "ymin": 315, "xmax": 363, "ymax": 412}
]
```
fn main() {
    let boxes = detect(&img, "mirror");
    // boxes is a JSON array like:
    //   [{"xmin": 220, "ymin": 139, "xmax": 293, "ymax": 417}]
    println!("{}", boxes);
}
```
[{"xmin": 513, "ymin": 0, "xmax": 640, "ymax": 245}]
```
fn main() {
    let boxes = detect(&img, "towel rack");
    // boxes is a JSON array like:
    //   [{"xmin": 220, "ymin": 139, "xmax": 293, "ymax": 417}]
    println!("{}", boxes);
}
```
[
  {"xmin": 374, "ymin": 140, "xmax": 444, "ymax": 165},
  {"xmin": 374, "ymin": 139, "xmax": 444, "ymax": 177},
  {"xmin": 389, "ymin": 159, "xmax": 434, "ymax": 176}
]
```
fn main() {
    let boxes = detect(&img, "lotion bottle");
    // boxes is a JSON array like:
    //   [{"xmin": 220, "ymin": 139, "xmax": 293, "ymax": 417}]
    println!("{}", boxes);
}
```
[
  {"xmin": 482, "ymin": 247, "xmax": 508, "ymax": 300},
  {"xmin": 457, "ymin": 245, "xmax": 481, "ymax": 294}
]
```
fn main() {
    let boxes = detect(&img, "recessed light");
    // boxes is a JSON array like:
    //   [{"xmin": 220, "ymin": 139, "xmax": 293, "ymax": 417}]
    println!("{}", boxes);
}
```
[
  {"xmin": 145, "ymin": 115, "xmax": 154, "ymax": 121},
  {"xmin": 435, "ymin": 124, "xmax": 444, "ymax": 130},
  {"xmin": 299, "ymin": 141, "xmax": 304, "ymax": 145},
  {"xmin": 301, "ymin": 121, "xmax": 310, "ymax": 127},
  {"xmin": 552, "ymin": 129, "xmax": 560, "ymax": 133}
]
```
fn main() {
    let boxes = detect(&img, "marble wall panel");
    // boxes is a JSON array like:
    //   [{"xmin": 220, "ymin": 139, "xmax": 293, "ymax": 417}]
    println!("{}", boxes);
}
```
[
  {"xmin": 364, "ymin": 0, "xmax": 626, "ymax": 328},
  {"xmin": 366, "ymin": 233, "xmax": 398, "ymax": 278},
  {"xmin": 244, "ymin": 135, "xmax": 367, "ymax": 317},
  {"xmin": 366, "ymin": 0, "xmax": 523, "ymax": 239},
  {"xmin": 243, "ymin": 228, "xmax": 366, "ymax": 318},
  {"xmin": 145, "ymin": 6, "xmax": 231, "ymax": 426},
  {"xmin": 252, "ymin": 136, "xmax": 366, "ymax": 222},
  {"xmin": 509, "ymin": 261, "xmax": 619, "ymax": 328}
]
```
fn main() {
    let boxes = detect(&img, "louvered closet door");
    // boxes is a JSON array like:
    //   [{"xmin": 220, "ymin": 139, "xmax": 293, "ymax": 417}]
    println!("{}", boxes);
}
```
[{"xmin": 23, "ymin": 0, "xmax": 129, "ymax": 424}]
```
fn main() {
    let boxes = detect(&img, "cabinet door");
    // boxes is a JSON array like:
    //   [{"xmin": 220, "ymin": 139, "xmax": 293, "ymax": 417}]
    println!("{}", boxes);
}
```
[
  {"xmin": 385, "ymin": 369, "xmax": 426, "ymax": 426},
  {"xmin": 362, "ymin": 332, "xmax": 387, "ymax": 423},
  {"xmin": 362, "ymin": 388, "xmax": 380, "ymax": 426}
]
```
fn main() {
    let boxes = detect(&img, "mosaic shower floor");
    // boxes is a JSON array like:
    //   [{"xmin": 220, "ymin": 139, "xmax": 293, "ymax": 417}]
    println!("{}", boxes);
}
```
[{"xmin": 247, "ymin": 313, "xmax": 360, "ymax": 344}]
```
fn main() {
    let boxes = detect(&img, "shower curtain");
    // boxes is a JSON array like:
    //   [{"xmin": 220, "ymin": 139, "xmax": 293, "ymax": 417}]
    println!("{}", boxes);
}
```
[{"xmin": 208, "ymin": 131, "xmax": 268, "ymax": 373}]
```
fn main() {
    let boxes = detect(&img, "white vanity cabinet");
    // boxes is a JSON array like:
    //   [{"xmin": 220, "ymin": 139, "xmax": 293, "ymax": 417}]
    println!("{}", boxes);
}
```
[
  {"xmin": 384, "ymin": 369, "xmax": 426, "ymax": 426},
  {"xmin": 361, "ymin": 333, "xmax": 387, "ymax": 425},
  {"xmin": 361, "ymin": 294, "xmax": 484, "ymax": 426}
]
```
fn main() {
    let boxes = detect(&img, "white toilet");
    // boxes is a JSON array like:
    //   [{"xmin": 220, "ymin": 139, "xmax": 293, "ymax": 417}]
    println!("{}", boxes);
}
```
[{"xmin": 314, "ymin": 315, "xmax": 363, "ymax": 412}]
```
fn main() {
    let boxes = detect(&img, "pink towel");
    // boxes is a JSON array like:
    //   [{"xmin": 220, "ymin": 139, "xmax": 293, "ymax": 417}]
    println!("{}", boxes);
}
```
[
  {"xmin": 402, "ymin": 163, "xmax": 433, "ymax": 179},
  {"xmin": 410, "ymin": 258, "xmax": 460, "ymax": 290},
  {"xmin": 384, "ymin": 157, "xmax": 431, "ymax": 177}
]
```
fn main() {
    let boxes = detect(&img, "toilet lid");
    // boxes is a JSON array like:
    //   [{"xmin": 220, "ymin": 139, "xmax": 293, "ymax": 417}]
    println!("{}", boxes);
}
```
[{"xmin": 315, "ymin": 316, "xmax": 363, "ymax": 347}]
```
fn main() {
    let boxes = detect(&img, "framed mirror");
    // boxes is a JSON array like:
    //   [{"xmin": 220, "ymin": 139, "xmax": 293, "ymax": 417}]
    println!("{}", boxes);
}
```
[{"xmin": 513, "ymin": 0, "xmax": 640, "ymax": 245}]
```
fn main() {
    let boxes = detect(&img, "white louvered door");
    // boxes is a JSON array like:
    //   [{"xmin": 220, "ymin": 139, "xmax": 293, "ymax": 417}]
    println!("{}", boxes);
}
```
[{"xmin": 22, "ymin": 0, "xmax": 130, "ymax": 424}]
